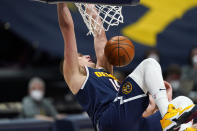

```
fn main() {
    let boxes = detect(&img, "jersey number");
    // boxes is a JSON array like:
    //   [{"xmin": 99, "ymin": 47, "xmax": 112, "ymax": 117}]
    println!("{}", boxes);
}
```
[{"xmin": 109, "ymin": 79, "xmax": 120, "ymax": 91}]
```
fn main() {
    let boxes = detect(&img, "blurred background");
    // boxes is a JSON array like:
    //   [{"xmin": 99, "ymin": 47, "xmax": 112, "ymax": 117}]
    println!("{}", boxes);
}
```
[{"xmin": 0, "ymin": 0, "xmax": 197, "ymax": 131}]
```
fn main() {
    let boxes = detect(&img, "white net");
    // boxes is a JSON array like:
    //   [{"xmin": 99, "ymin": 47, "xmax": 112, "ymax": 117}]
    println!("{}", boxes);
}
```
[{"xmin": 75, "ymin": 3, "xmax": 123, "ymax": 36}]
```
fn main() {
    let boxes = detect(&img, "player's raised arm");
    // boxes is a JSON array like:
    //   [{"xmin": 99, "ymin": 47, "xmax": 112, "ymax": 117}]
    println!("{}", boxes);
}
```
[
  {"xmin": 86, "ymin": 5, "xmax": 113, "ymax": 74},
  {"xmin": 57, "ymin": 3, "xmax": 85, "ymax": 94}
]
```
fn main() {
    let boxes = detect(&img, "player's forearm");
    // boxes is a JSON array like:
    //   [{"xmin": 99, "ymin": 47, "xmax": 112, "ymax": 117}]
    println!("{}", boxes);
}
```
[
  {"xmin": 86, "ymin": 4, "xmax": 103, "ymax": 36},
  {"xmin": 93, "ymin": 20, "xmax": 113, "ymax": 72},
  {"xmin": 57, "ymin": 3, "xmax": 80, "ymax": 77},
  {"xmin": 85, "ymin": 4, "xmax": 106, "ymax": 56},
  {"xmin": 57, "ymin": 3, "xmax": 74, "ymax": 28},
  {"xmin": 95, "ymin": 37, "xmax": 113, "ymax": 74},
  {"xmin": 87, "ymin": 4, "xmax": 108, "ymax": 61},
  {"xmin": 94, "ymin": 33, "xmax": 107, "ymax": 59},
  {"xmin": 63, "ymin": 36, "xmax": 79, "ymax": 72}
]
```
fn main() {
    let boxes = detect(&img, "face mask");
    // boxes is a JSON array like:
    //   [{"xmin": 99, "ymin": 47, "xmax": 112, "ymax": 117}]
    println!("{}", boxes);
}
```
[
  {"xmin": 148, "ymin": 54, "xmax": 159, "ymax": 62},
  {"xmin": 170, "ymin": 80, "xmax": 180, "ymax": 91},
  {"xmin": 192, "ymin": 55, "xmax": 197, "ymax": 65},
  {"xmin": 30, "ymin": 90, "xmax": 43, "ymax": 101}
]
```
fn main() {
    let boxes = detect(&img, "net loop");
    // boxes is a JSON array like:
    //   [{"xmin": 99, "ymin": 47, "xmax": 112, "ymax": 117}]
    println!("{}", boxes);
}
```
[{"xmin": 75, "ymin": 3, "xmax": 123, "ymax": 36}]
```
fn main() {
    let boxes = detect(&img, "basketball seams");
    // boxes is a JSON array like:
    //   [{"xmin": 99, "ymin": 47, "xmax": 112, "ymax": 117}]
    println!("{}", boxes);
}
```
[
  {"xmin": 119, "ymin": 43, "xmax": 134, "ymax": 49},
  {"xmin": 111, "ymin": 38, "xmax": 128, "ymax": 42},
  {"xmin": 118, "ymin": 47, "xmax": 131, "ymax": 62},
  {"xmin": 114, "ymin": 47, "xmax": 131, "ymax": 66},
  {"xmin": 107, "ymin": 46, "xmax": 119, "ymax": 64},
  {"xmin": 104, "ymin": 36, "xmax": 135, "ymax": 67},
  {"xmin": 107, "ymin": 47, "xmax": 117, "ymax": 58},
  {"xmin": 118, "ymin": 36, "xmax": 120, "ymax": 67},
  {"xmin": 111, "ymin": 36, "xmax": 130, "ymax": 42},
  {"xmin": 107, "ymin": 47, "xmax": 131, "ymax": 66},
  {"xmin": 105, "ymin": 43, "xmax": 134, "ymax": 50}
]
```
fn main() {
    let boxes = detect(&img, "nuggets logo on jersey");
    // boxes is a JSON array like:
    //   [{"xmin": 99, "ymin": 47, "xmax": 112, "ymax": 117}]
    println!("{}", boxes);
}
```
[{"xmin": 122, "ymin": 82, "xmax": 132, "ymax": 94}]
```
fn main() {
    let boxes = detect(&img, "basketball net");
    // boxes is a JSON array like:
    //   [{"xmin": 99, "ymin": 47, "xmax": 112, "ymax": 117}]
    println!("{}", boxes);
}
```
[{"xmin": 74, "ymin": 3, "xmax": 123, "ymax": 36}]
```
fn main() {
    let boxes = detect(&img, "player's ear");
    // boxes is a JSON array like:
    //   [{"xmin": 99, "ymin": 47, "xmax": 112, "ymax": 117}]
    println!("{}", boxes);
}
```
[{"xmin": 60, "ymin": 59, "xmax": 64, "ymax": 76}]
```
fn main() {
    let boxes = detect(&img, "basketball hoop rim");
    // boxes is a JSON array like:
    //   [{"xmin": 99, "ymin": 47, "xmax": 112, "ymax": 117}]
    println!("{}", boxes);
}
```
[{"xmin": 33, "ymin": 0, "xmax": 140, "ymax": 6}]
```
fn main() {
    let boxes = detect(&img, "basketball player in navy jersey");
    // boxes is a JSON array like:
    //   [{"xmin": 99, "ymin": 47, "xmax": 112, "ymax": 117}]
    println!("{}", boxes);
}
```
[{"xmin": 57, "ymin": 3, "xmax": 197, "ymax": 131}]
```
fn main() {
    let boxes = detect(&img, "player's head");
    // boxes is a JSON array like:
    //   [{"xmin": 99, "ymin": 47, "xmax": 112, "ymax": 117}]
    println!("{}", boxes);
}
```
[
  {"xmin": 60, "ymin": 53, "xmax": 96, "ymax": 75},
  {"xmin": 78, "ymin": 53, "xmax": 96, "ymax": 68}
]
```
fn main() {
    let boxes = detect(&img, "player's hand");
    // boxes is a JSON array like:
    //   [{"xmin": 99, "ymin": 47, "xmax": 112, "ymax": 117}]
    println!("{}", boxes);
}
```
[
  {"xmin": 164, "ymin": 81, "xmax": 172, "ymax": 101},
  {"xmin": 85, "ymin": 4, "xmax": 104, "ymax": 36},
  {"xmin": 86, "ymin": 4, "xmax": 96, "ymax": 15},
  {"xmin": 142, "ymin": 94, "xmax": 157, "ymax": 118}
]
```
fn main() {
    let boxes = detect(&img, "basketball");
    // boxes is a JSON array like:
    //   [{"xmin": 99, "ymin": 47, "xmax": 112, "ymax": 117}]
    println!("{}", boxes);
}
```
[{"xmin": 104, "ymin": 36, "xmax": 135, "ymax": 67}]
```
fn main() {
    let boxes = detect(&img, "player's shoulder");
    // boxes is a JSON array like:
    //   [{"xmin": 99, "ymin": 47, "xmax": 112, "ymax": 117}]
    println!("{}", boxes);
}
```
[{"xmin": 67, "ymin": 66, "xmax": 88, "ymax": 94}]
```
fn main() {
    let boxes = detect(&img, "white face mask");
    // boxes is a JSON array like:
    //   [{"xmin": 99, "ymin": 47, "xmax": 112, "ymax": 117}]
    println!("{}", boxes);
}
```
[
  {"xmin": 30, "ymin": 90, "xmax": 43, "ymax": 101},
  {"xmin": 192, "ymin": 55, "xmax": 197, "ymax": 65}
]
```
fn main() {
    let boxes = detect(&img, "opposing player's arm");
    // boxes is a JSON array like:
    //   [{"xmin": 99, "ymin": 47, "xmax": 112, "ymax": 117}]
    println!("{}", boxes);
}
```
[
  {"xmin": 57, "ymin": 3, "xmax": 86, "ymax": 94},
  {"xmin": 86, "ymin": 5, "xmax": 113, "ymax": 74}
]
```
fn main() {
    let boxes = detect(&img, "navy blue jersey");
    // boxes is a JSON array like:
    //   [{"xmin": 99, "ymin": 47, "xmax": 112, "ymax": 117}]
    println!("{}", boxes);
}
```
[
  {"xmin": 98, "ymin": 76, "xmax": 162, "ymax": 131},
  {"xmin": 75, "ymin": 67, "xmax": 162, "ymax": 131},
  {"xmin": 75, "ymin": 67, "xmax": 120, "ymax": 128}
]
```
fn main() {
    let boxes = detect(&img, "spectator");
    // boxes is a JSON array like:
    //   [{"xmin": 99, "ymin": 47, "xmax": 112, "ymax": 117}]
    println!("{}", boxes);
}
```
[
  {"xmin": 21, "ymin": 77, "xmax": 62, "ymax": 121},
  {"xmin": 181, "ymin": 47, "xmax": 197, "ymax": 103}
]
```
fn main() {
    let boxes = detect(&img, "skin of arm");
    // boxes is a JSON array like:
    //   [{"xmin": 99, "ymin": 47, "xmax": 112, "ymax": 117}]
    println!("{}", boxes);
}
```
[
  {"xmin": 57, "ymin": 3, "xmax": 86, "ymax": 94},
  {"xmin": 94, "ymin": 29, "xmax": 113, "ymax": 74},
  {"xmin": 86, "ymin": 5, "xmax": 113, "ymax": 74}
]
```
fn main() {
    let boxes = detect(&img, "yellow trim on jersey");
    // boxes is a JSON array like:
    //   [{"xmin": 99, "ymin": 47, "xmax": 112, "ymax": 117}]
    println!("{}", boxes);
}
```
[{"xmin": 94, "ymin": 72, "xmax": 118, "ymax": 81}]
